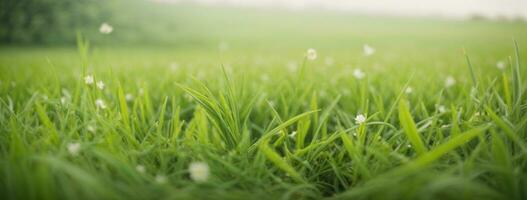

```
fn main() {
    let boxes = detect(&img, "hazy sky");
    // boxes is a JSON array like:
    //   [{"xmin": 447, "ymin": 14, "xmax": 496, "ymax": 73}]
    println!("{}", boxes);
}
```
[{"xmin": 158, "ymin": 0, "xmax": 527, "ymax": 19}]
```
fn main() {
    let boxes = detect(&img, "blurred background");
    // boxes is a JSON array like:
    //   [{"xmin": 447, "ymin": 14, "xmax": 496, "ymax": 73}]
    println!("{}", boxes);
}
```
[{"xmin": 1, "ymin": 0, "xmax": 526, "ymax": 47}]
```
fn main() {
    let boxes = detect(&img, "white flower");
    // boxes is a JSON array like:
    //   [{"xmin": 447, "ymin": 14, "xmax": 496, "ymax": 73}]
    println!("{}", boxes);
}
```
[
  {"xmin": 84, "ymin": 75, "xmax": 94, "ymax": 85},
  {"xmin": 496, "ymin": 61, "xmax": 506, "ymax": 70},
  {"xmin": 438, "ymin": 105, "xmax": 446, "ymax": 113},
  {"xmin": 125, "ymin": 93, "xmax": 134, "ymax": 102},
  {"xmin": 355, "ymin": 114, "xmax": 366, "ymax": 124},
  {"xmin": 155, "ymin": 174, "xmax": 167, "ymax": 184},
  {"xmin": 136, "ymin": 165, "xmax": 146, "ymax": 174},
  {"xmin": 363, "ymin": 44, "xmax": 375, "ymax": 56},
  {"xmin": 407, "ymin": 144, "xmax": 412, "ymax": 148},
  {"xmin": 289, "ymin": 131, "xmax": 297, "ymax": 138},
  {"xmin": 96, "ymin": 81, "xmax": 105, "ymax": 90},
  {"xmin": 405, "ymin": 87, "xmax": 413, "ymax": 94},
  {"xmin": 95, "ymin": 99, "xmax": 107, "ymax": 109},
  {"xmin": 189, "ymin": 161, "xmax": 209, "ymax": 182},
  {"xmin": 67, "ymin": 143, "xmax": 81, "ymax": 156},
  {"xmin": 99, "ymin": 22, "xmax": 113, "ymax": 34},
  {"xmin": 306, "ymin": 48, "xmax": 317, "ymax": 60},
  {"xmin": 353, "ymin": 69, "xmax": 365, "ymax": 79},
  {"xmin": 445, "ymin": 76, "xmax": 456, "ymax": 88}
]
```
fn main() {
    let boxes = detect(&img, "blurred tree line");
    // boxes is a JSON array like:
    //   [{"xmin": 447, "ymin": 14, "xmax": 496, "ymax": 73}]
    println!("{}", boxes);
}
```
[{"xmin": 0, "ymin": 0, "xmax": 116, "ymax": 44}]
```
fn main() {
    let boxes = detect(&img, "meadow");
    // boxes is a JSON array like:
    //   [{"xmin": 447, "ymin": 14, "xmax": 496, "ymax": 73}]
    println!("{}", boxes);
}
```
[{"xmin": 1, "ymin": 5, "xmax": 527, "ymax": 200}]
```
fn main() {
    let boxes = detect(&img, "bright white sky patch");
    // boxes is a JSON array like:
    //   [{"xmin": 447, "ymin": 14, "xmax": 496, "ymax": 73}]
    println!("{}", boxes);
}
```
[{"xmin": 154, "ymin": 0, "xmax": 527, "ymax": 19}]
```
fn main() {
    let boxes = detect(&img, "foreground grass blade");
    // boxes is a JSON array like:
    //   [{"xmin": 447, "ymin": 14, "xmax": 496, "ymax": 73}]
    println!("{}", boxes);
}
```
[
  {"xmin": 393, "ymin": 125, "xmax": 489, "ymax": 174},
  {"xmin": 398, "ymin": 99, "xmax": 427, "ymax": 155},
  {"xmin": 259, "ymin": 139, "xmax": 304, "ymax": 182}
]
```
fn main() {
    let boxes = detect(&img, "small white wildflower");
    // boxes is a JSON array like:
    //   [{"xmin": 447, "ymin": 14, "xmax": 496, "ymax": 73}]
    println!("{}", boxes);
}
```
[
  {"xmin": 363, "ymin": 44, "xmax": 375, "ymax": 56},
  {"xmin": 306, "ymin": 48, "xmax": 317, "ymax": 60},
  {"xmin": 125, "ymin": 93, "xmax": 134, "ymax": 102},
  {"xmin": 353, "ymin": 132, "xmax": 358, "ymax": 137},
  {"xmin": 445, "ymin": 76, "xmax": 456, "ymax": 88},
  {"xmin": 355, "ymin": 114, "xmax": 366, "ymax": 124},
  {"xmin": 407, "ymin": 144, "xmax": 412, "ymax": 148},
  {"xmin": 155, "ymin": 174, "xmax": 167, "ymax": 184},
  {"xmin": 136, "ymin": 165, "xmax": 146, "ymax": 174},
  {"xmin": 438, "ymin": 105, "xmax": 446, "ymax": 113},
  {"xmin": 496, "ymin": 61, "xmax": 506, "ymax": 70},
  {"xmin": 353, "ymin": 69, "xmax": 365, "ymax": 80},
  {"xmin": 67, "ymin": 143, "xmax": 81, "ymax": 156},
  {"xmin": 99, "ymin": 22, "xmax": 113, "ymax": 34},
  {"xmin": 289, "ymin": 131, "xmax": 297, "ymax": 138},
  {"xmin": 95, "ymin": 99, "xmax": 107, "ymax": 109},
  {"xmin": 84, "ymin": 75, "xmax": 94, "ymax": 85},
  {"xmin": 96, "ymin": 81, "xmax": 105, "ymax": 90},
  {"xmin": 189, "ymin": 161, "xmax": 209, "ymax": 182},
  {"xmin": 405, "ymin": 87, "xmax": 413, "ymax": 94}
]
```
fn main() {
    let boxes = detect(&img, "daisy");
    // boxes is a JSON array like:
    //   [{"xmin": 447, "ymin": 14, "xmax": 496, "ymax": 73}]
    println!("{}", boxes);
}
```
[
  {"xmin": 363, "ymin": 44, "xmax": 375, "ymax": 56},
  {"xmin": 189, "ymin": 161, "xmax": 209, "ymax": 182},
  {"xmin": 437, "ymin": 105, "xmax": 446, "ymax": 113},
  {"xmin": 96, "ymin": 81, "xmax": 105, "ymax": 90},
  {"xmin": 306, "ymin": 48, "xmax": 317, "ymax": 60},
  {"xmin": 125, "ymin": 93, "xmax": 134, "ymax": 102},
  {"xmin": 67, "ymin": 143, "xmax": 81, "ymax": 156},
  {"xmin": 99, "ymin": 23, "xmax": 113, "ymax": 34},
  {"xmin": 445, "ymin": 76, "xmax": 456, "ymax": 88},
  {"xmin": 95, "ymin": 99, "xmax": 107, "ymax": 109},
  {"xmin": 405, "ymin": 87, "xmax": 413, "ymax": 94},
  {"xmin": 353, "ymin": 69, "xmax": 365, "ymax": 79},
  {"xmin": 355, "ymin": 114, "xmax": 366, "ymax": 124},
  {"xmin": 84, "ymin": 75, "xmax": 94, "ymax": 85},
  {"xmin": 496, "ymin": 61, "xmax": 506, "ymax": 70}
]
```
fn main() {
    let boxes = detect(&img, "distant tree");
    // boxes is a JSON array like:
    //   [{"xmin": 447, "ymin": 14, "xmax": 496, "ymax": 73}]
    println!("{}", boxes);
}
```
[{"xmin": 0, "ymin": 0, "xmax": 113, "ymax": 44}]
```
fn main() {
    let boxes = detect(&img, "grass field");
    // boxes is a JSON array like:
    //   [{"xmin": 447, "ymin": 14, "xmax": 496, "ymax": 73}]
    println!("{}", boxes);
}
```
[{"xmin": 1, "ymin": 5, "xmax": 527, "ymax": 200}]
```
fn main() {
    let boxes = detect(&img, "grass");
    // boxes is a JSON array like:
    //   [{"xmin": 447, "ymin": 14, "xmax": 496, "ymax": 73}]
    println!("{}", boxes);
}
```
[{"xmin": 1, "ymin": 6, "xmax": 527, "ymax": 200}]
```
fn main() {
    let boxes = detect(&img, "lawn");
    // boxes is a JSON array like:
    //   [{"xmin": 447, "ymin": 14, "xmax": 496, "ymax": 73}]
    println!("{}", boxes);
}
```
[{"xmin": 1, "ymin": 5, "xmax": 527, "ymax": 200}]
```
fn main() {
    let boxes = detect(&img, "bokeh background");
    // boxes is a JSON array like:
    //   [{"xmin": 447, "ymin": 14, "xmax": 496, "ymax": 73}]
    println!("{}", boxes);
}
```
[{"xmin": 1, "ymin": 0, "xmax": 526, "ymax": 46}]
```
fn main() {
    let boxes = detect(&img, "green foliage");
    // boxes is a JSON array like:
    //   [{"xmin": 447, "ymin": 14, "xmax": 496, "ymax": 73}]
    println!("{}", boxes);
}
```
[{"xmin": 0, "ymin": 8, "xmax": 527, "ymax": 200}]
